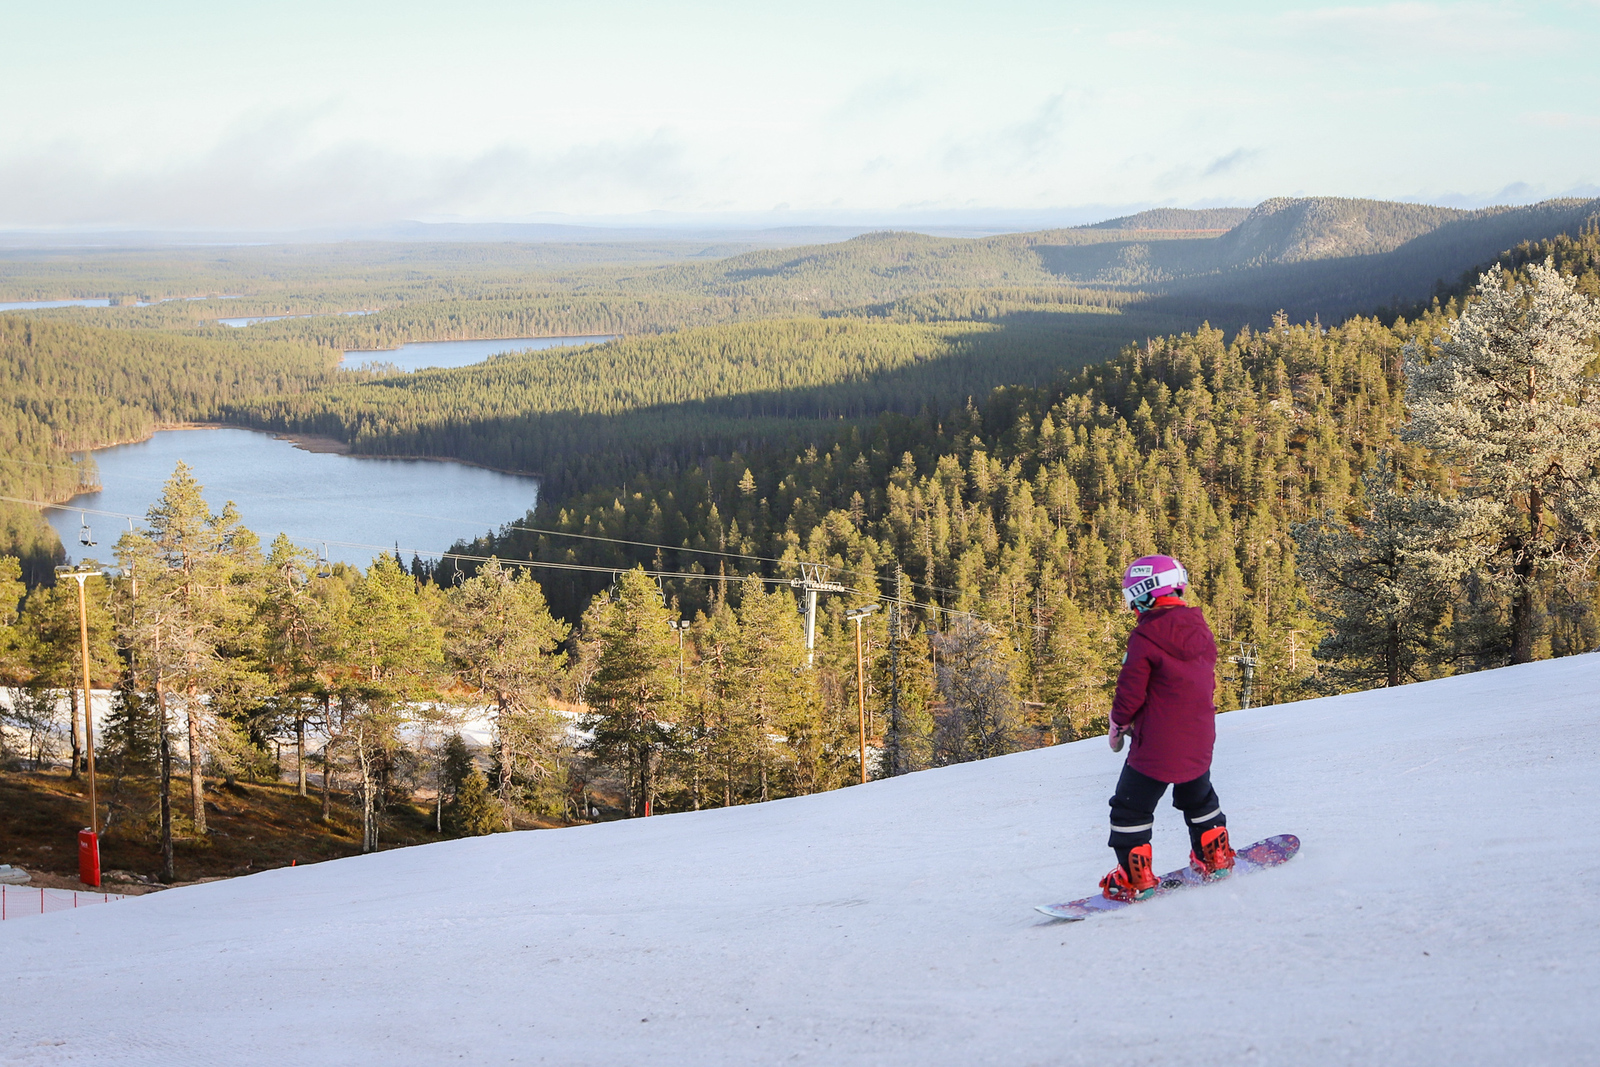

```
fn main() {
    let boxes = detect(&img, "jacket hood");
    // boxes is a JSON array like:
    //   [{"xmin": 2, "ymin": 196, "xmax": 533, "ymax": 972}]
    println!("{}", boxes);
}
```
[{"xmin": 1134, "ymin": 605, "xmax": 1216, "ymax": 662}]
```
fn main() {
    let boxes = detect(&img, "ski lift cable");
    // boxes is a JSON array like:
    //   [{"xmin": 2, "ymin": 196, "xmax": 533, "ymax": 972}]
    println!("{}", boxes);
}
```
[
  {"xmin": 0, "ymin": 459, "xmax": 983, "ymax": 600},
  {"xmin": 496, "ymin": 523, "xmax": 976, "ymax": 603},
  {"xmin": 0, "ymin": 492, "xmax": 982, "ymax": 605},
  {"xmin": 0, "ymin": 497, "xmax": 144, "ymax": 521},
  {"xmin": 0, "ymin": 457, "xmax": 1029, "ymax": 605},
  {"xmin": 1, "ymin": 494, "xmax": 1001, "ymax": 617},
  {"xmin": 0, "ymin": 494, "xmax": 991, "ymax": 621},
  {"xmin": 434, "ymin": 550, "xmax": 986, "ymax": 621}
]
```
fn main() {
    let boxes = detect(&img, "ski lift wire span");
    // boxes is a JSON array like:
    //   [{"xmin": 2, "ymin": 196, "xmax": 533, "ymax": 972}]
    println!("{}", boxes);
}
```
[
  {"xmin": 2, "ymin": 490, "xmax": 988, "ymax": 608},
  {"xmin": 0, "ymin": 496, "xmax": 988, "ymax": 622},
  {"xmin": 1, "ymin": 450, "xmax": 991, "ymax": 605}
]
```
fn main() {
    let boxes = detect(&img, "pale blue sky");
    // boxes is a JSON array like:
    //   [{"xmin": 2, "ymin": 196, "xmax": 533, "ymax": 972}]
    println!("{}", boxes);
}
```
[{"xmin": 2, "ymin": 0, "xmax": 1596, "ymax": 229}]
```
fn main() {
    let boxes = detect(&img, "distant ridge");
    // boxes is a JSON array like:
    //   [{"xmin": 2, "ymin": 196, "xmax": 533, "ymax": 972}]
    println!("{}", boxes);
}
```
[
  {"xmin": 1016, "ymin": 195, "xmax": 1600, "ymax": 323},
  {"xmin": 1084, "ymin": 207, "xmax": 1252, "ymax": 232},
  {"xmin": 1212, "ymin": 197, "xmax": 1465, "ymax": 266},
  {"xmin": 1147, "ymin": 196, "xmax": 1600, "ymax": 321}
]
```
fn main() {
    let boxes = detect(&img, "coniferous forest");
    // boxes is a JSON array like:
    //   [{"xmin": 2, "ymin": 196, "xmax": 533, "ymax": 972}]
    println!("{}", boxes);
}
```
[{"xmin": 3, "ymin": 200, "xmax": 1599, "ymax": 870}]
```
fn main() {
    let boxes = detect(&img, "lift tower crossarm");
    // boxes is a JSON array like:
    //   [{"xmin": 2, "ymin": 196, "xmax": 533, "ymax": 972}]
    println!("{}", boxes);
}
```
[{"xmin": 790, "ymin": 562, "xmax": 848, "ymax": 667}]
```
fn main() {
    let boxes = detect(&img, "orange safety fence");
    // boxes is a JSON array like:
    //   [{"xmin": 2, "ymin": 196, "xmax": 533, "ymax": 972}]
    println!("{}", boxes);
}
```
[{"xmin": 0, "ymin": 884, "xmax": 127, "ymax": 920}]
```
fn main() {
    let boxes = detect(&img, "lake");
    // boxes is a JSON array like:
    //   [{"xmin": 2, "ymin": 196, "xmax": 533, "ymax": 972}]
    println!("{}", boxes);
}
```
[
  {"xmin": 0, "ymin": 298, "xmax": 111, "ymax": 310},
  {"xmin": 342, "ymin": 335, "xmax": 615, "ymax": 372},
  {"xmin": 49, "ymin": 428, "xmax": 538, "ymax": 570}
]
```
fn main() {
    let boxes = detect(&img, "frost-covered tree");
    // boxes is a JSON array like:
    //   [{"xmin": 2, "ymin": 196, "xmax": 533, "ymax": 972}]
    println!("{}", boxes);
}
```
[
  {"xmin": 1403, "ymin": 263, "xmax": 1600, "ymax": 663},
  {"xmin": 1293, "ymin": 458, "xmax": 1487, "ymax": 689},
  {"xmin": 932, "ymin": 617, "xmax": 1022, "ymax": 764}
]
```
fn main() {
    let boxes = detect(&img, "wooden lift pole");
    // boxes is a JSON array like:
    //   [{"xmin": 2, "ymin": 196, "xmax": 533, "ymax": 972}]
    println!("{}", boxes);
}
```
[
  {"xmin": 845, "ymin": 604, "xmax": 880, "ymax": 785},
  {"xmin": 60, "ymin": 567, "xmax": 104, "ymax": 887}
]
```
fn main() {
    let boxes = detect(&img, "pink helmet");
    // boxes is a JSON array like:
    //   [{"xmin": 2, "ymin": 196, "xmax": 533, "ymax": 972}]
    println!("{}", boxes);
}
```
[{"xmin": 1121, "ymin": 554, "xmax": 1189, "ymax": 611}]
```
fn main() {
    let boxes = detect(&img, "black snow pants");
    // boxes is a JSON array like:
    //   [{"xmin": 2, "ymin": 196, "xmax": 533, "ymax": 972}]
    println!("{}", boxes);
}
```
[{"xmin": 1107, "ymin": 763, "xmax": 1225, "ymax": 872}]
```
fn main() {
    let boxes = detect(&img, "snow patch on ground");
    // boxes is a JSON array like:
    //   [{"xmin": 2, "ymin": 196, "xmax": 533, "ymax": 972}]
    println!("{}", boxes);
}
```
[{"xmin": 5, "ymin": 656, "xmax": 1598, "ymax": 1065}]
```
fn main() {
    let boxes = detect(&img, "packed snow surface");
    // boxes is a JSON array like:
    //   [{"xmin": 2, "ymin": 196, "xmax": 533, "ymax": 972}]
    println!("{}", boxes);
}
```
[{"xmin": 6, "ymin": 657, "xmax": 1599, "ymax": 1065}]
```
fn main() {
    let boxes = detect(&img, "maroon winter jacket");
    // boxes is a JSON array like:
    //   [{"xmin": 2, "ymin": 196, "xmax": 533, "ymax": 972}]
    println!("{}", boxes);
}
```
[{"xmin": 1111, "ymin": 602, "xmax": 1219, "ymax": 784}]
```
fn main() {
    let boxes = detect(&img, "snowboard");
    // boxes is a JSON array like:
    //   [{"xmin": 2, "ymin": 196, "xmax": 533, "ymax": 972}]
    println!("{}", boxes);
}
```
[{"xmin": 1035, "ymin": 833, "xmax": 1300, "ymax": 922}]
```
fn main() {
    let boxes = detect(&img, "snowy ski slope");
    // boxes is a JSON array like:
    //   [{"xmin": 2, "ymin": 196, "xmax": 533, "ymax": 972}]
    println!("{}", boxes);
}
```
[{"xmin": 5, "ymin": 655, "xmax": 1598, "ymax": 1065}]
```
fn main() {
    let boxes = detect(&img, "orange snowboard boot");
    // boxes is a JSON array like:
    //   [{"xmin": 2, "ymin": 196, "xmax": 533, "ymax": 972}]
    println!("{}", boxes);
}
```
[{"xmin": 1100, "ymin": 843, "xmax": 1159, "ymax": 902}]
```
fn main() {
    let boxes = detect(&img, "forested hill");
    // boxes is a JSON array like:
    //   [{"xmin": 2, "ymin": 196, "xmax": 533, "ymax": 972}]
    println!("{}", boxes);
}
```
[
  {"xmin": 7, "ymin": 198, "xmax": 1595, "ymax": 361},
  {"xmin": 1211, "ymin": 198, "xmax": 1465, "ymax": 265},
  {"xmin": 448, "ymin": 311, "xmax": 1427, "ymax": 718},
  {"xmin": 1086, "ymin": 207, "xmax": 1252, "ymax": 231},
  {"xmin": 249, "ymin": 195, "xmax": 1600, "ymax": 339},
  {"xmin": 1145, "ymin": 197, "xmax": 1600, "ymax": 322}
]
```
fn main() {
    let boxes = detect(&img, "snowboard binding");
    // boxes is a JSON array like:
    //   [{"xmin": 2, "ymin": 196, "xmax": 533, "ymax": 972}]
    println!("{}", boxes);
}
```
[
  {"xmin": 1188, "ymin": 826, "xmax": 1237, "ymax": 881},
  {"xmin": 1100, "ymin": 843, "xmax": 1159, "ymax": 902}
]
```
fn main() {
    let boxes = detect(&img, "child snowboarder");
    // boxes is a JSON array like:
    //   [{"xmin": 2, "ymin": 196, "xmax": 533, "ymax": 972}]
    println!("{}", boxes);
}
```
[{"xmin": 1100, "ymin": 554, "xmax": 1236, "ymax": 901}]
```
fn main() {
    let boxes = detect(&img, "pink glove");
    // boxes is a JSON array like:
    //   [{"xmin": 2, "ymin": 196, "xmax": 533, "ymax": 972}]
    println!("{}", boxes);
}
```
[{"xmin": 1108, "ymin": 722, "xmax": 1130, "ymax": 753}]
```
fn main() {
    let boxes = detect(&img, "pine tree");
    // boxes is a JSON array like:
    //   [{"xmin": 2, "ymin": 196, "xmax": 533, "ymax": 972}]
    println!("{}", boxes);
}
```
[
  {"xmin": 444, "ymin": 559, "xmax": 569, "ymax": 828},
  {"xmin": 17, "ymin": 573, "xmax": 119, "ymax": 779},
  {"xmin": 580, "ymin": 568, "xmax": 679, "ymax": 817},
  {"xmin": 117, "ymin": 462, "xmax": 265, "ymax": 836},
  {"xmin": 344, "ymin": 553, "xmax": 444, "ymax": 852},
  {"xmin": 1403, "ymin": 263, "xmax": 1600, "ymax": 663},
  {"xmin": 257, "ymin": 535, "xmax": 337, "ymax": 798}
]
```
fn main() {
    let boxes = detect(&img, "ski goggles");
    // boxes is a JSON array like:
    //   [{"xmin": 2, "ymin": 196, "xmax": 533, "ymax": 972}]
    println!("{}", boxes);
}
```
[{"xmin": 1121, "ymin": 565, "xmax": 1188, "ymax": 608}]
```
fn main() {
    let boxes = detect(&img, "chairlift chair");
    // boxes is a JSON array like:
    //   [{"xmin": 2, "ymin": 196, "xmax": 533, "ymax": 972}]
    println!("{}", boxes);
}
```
[
  {"xmin": 316, "ymin": 543, "xmax": 332, "ymax": 579},
  {"xmin": 78, "ymin": 511, "xmax": 96, "ymax": 547}
]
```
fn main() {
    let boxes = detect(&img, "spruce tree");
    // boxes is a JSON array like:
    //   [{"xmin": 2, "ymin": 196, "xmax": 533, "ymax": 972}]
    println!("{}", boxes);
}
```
[
  {"xmin": 729, "ymin": 579, "xmax": 817, "ymax": 798},
  {"xmin": 101, "ymin": 684, "xmax": 161, "ymax": 776},
  {"xmin": 0, "ymin": 556, "xmax": 23, "ymax": 682},
  {"xmin": 447, "ymin": 767, "xmax": 501, "ymax": 836}
]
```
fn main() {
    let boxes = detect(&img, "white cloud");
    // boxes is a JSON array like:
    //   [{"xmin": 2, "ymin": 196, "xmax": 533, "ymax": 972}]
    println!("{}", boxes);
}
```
[
  {"xmin": 0, "ymin": 2, "xmax": 1595, "ymax": 227},
  {"xmin": 0, "ymin": 111, "xmax": 701, "ymax": 228}
]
